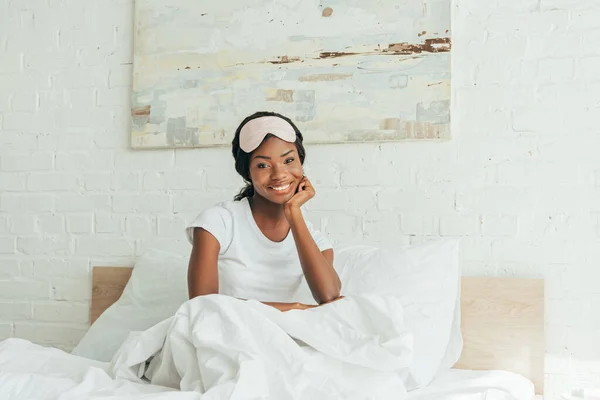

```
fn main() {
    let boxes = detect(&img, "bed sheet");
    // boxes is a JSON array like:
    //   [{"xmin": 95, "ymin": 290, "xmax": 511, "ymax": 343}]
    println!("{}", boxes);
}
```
[
  {"xmin": 0, "ymin": 338, "xmax": 537, "ymax": 400},
  {"xmin": 407, "ymin": 368, "xmax": 537, "ymax": 400}
]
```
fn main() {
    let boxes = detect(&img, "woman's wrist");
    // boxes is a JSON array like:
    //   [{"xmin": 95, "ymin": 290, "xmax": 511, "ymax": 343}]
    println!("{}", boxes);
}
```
[{"xmin": 284, "ymin": 204, "xmax": 302, "ymax": 223}]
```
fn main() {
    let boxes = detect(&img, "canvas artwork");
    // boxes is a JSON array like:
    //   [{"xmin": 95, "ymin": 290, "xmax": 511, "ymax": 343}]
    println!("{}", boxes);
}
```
[{"xmin": 130, "ymin": 0, "xmax": 451, "ymax": 149}]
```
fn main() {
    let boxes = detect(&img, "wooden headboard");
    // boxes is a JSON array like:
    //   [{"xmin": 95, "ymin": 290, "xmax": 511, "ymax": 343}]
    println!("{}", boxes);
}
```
[{"xmin": 91, "ymin": 267, "xmax": 544, "ymax": 394}]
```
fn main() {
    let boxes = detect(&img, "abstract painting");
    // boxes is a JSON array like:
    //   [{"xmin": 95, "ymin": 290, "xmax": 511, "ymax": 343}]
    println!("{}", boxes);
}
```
[{"xmin": 130, "ymin": 0, "xmax": 451, "ymax": 149}]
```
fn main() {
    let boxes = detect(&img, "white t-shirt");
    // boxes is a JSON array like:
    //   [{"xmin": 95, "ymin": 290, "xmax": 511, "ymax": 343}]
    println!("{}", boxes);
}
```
[{"xmin": 185, "ymin": 197, "xmax": 333, "ymax": 303}]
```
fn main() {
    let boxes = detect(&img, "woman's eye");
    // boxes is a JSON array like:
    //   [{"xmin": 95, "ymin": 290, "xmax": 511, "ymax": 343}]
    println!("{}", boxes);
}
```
[
  {"xmin": 285, "ymin": 157, "xmax": 295, "ymax": 164},
  {"xmin": 257, "ymin": 163, "xmax": 268, "ymax": 169}
]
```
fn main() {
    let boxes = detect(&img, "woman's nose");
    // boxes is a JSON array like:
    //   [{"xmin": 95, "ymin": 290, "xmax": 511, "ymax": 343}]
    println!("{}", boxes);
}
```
[{"xmin": 270, "ymin": 164, "xmax": 286, "ymax": 180}]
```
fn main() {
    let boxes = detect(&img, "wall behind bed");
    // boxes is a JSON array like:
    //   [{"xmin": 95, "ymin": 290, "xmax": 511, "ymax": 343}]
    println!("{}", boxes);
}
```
[{"xmin": 0, "ymin": 0, "xmax": 598, "ymax": 396}]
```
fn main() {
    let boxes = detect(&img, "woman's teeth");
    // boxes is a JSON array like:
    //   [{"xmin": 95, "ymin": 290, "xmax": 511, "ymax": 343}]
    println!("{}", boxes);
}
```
[{"xmin": 271, "ymin": 183, "xmax": 290, "ymax": 191}]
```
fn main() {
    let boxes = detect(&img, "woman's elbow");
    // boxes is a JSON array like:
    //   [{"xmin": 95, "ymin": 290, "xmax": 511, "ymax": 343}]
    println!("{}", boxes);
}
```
[{"xmin": 317, "ymin": 287, "xmax": 342, "ymax": 305}]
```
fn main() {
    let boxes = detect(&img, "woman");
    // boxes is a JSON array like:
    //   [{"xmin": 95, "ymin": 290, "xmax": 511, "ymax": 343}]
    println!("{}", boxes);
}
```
[{"xmin": 186, "ymin": 111, "xmax": 342, "ymax": 311}]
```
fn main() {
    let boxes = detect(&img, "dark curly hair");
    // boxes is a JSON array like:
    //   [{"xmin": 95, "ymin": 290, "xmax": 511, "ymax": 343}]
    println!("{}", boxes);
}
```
[{"xmin": 231, "ymin": 111, "xmax": 306, "ymax": 201}]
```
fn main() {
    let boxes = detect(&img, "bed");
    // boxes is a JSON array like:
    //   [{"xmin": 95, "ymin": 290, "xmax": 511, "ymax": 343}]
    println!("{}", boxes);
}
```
[{"xmin": 91, "ymin": 267, "xmax": 545, "ymax": 397}]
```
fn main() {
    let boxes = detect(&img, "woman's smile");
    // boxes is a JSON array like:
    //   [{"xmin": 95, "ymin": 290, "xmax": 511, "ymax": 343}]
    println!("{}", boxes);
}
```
[{"xmin": 268, "ymin": 182, "xmax": 293, "ymax": 194}]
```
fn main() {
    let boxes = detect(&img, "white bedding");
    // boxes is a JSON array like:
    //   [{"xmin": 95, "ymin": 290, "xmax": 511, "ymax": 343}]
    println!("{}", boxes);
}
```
[
  {"xmin": 0, "ymin": 293, "xmax": 536, "ymax": 400},
  {"xmin": 408, "ymin": 369, "xmax": 536, "ymax": 400}
]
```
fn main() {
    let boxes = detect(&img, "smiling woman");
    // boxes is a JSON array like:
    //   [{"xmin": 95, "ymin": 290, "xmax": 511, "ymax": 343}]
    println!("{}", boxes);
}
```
[{"xmin": 186, "ymin": 111, "xmax": 342, "ymax": 311}]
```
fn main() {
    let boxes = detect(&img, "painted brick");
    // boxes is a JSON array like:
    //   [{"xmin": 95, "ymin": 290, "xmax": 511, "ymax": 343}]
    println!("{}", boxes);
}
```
[
  {"xmin": 50, "ymin": 278, "xmax": 91, "ymax": 301},
  {"xmin": 66, "ymin": 214, "xmax": 94, "ymax": 234},
  {"xmin": 135, "ymin": 238, "xmax": 191, "ymax": 257},
  {"xmin": 19, "ymin": 260, "xmax": 34, "ymax": 277},
  {"xmin": 0, "ymin": 153, "xmax": 53, "ymax": 171},
  {"xmin": 63, "ymin": 88, "xmax": 95, "ymax": 109},
  {"xmin": 33, "ymin": 301, "xmax": 89, "ymax": 323},
  {"xmin": 114, "ymin": 150, "xmax": 175, "ymax": 170},
  {"xmin": 0, "ymin": 52, "xmax": 21, "ymax": 74},
  {"xmin": 439, "ymin": 214, "xmax": 482, "ymax": 236},
  {"xmin": 84, "ymin": 173, "xmax": 112, "ymax": 191},
  {"xmin": 36, "ymin": 214, "xmax": 66, "ymax": 235},
  {"xmin": 340, "ymin": 160, "xmax": 412, "ymax": 187},
  {"xmin": 96, "ymin": 87, "xmax": 130, "ymax": 107},
  {"xmin": 142, "ymin": 172, "xmax": 165, "ymax": 190},
  {"xmin": 362, "ymin": 211, "xmax": 403, "ymax": 244},
  {"xmin": 17, "ymin": 236, "xmax": 71, "ymax": 256},
  {"xmin": 481, "ymin": 215, "xmax": 518, "ymax": 237},
  {"xmin": 9, "ymin": 215, "xmax": 37, "ymax": 234},
  {"xmin": 0, "ymin": 172, "xmax": 27, "ymax": 191},
  {"xmin": 2, "ymin": 111, "xmax": 54, "ymax": 132},
  {"xmin": 37, "ymin": 133, "xmax": 59, "ymax": 151},
  {"xmin": 0, "ymin": 131, "xmax": 38, "ymax": 151},
  {"xmin": 28, "ymin": 173, "xmax": 81, "ymax": 191},
  {"xmin": 52, "ymin": 66, "xmax": 109, "ymax": 89},
  {"xmin": 112, "ymin": 172, "xmax": 142, "ymax": 191},
  {"xmin": 55, "ymin": 194, "xmax": 111, "ymax": 212},
  {"xmin": 108, "ymin": 64, "xmax": 132, "ymax": 88},
  {"xmin": 0, "ymin": 302, "xmax": 32, "ymax": 320},
  {"xmin": 173, "ymin": 193, "xmax": 230, "ymax": 214},
  {"xmin": 55, "ymin": 151, "xmax": 114, "ymax": 171},
  {"xmin": 204, "ymin": 167, "xmax": 241, "ymax": 190},
  {"xmin": 0, "ymin": 278, "xmax": 50, "ymax": 300},
  {"xmin": 125, "ymin": 215, "xmax": 156, "ymax": 237},
  {"xmin": 0, "ymin": 323, "xmax": 12, "ymax": 338},
  {"xmin": 174, "ymin": 148, "xmax": 225, "ymax": 169},
  {"xmin": 377, "ymin": 187, "xmax": 454, "ymax": 213},
  {"xmin": 112, "ymin": 194, "xmax": 171, "ymax": 213},
  {"xmin": 11, "ymin": 91, "xmax": 37, "ymax": 112},
  {"xmin": 57, "ymin": 134, "xmax": 93, "ymax": 151},
  {"xmin": 94, "ymin": 212, "xmax": 125, "ymax": 234},
  {"xmin": 157, "ymin": 215, "xmax": 186, "ymax": 237},
  {"xmin": 400, "ymin": 214, "xmax": 438, "ymax": 236},
  {"xmin": 0, "ymin": 237, "xmax": 16, "ymax": 254},
  {"xmin": 164, "ymin": 171, "xmax": 205, "ymax": 190},
  {"xmin": 75, "ymin": 236, "xmax": 135, "ymax": 257},
  {"xmin": 576, "ymin": 57, "xmax": 600, "ymax": 81},
  {"xmin": 33, "ymin": 259, "xmax": 90, "ymax": 279},
  {"xmin": 0, "ymin": 217, "xmax": 8, "ymax": 234},
  {"xmin": 537, "ymin": 58, "xmax": 574, "ymax": 83},
  {"xmin": 456, "ymin": 187, "xmax": 537, "ymax": 214},
  {"xmin": 459, "ymin": 237, "xmax": 493, "ymax": 262}
]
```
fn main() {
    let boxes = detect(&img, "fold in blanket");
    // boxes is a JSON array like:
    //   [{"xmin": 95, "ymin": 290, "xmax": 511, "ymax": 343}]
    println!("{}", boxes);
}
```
[{"xmin": 110, "ymin": 294, "xmax": 414, "ymax": 400}]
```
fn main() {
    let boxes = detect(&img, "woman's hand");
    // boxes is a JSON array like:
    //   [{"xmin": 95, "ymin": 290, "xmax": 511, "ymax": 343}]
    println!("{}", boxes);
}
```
[
  {"xmin": 284, "ymin": 176, "xmax": 315, "ymax": 219},
  {"xmin": 293, "ymin": 302, "xmax": 318, "ymax": 311}
]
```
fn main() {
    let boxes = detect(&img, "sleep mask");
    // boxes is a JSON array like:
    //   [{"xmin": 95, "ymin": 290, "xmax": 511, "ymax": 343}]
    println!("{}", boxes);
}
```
[{"xmin": 239, "ymin": 116, "xmax": 296, "ymax": 153}]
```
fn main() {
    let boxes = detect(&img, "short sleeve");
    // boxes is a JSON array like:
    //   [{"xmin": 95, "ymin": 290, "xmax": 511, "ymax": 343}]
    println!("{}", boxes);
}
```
[
  {"xmin": 306, "ymin": 220, "xmax": 333, "ymax": 252},
  {"xmin": 185, "ymin": 203, "xmax": 233, "ymax": 254}
]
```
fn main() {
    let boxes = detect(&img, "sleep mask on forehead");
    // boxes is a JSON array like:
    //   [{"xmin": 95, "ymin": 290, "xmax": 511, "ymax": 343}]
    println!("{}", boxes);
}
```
[{"xmin": 239, "ymin": 116, "xmax": 296, "ymax": 153}]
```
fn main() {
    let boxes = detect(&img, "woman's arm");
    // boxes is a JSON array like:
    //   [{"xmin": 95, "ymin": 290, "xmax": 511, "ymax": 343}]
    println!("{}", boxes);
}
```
[
  {"xmin": 187, "ymin": 228, "xmax": 220, "ymax": 298},
  {"xmin": 188, "ymin": 227, "xmax": 317, "ymax": 311},
  {"xmin": 283, "ymin": 176, "xmax": 341, "ymax": 304},
  {"xmin": 285, "ymin": 207, "xmax": 342, "ymax": 304}
]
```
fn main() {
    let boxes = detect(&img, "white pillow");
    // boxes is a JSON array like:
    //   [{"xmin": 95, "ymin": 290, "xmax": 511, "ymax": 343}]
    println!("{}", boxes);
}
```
[
  {"xmin": 330, "ymin": 238, "xmax": 462, "ymax": 390},
  {"xmin": 72, "ymin": 249, "xmax": 189, "ymax": 362}
]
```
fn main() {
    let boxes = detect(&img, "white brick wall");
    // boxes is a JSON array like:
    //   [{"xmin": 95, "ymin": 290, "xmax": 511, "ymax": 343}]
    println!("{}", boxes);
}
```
[{"xmin": 1, "ymin": 0, "xmax": 599, "ymax": 396}]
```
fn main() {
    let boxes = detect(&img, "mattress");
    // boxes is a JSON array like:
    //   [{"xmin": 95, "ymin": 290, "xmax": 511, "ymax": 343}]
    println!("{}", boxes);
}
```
[{"xmin": 407, "ymin": 368, "xmax": 538, "ymax": 400}]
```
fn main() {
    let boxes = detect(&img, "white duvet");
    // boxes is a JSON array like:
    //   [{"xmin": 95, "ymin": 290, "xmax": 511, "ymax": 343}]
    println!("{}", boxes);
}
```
[{"xmin": 0, "ymin": 294, "xmax": 533, "ymax": 400}]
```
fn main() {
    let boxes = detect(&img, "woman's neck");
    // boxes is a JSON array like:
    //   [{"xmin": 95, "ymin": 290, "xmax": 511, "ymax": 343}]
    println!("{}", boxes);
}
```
[{"xmin": 248, "ymin": 195, "xmax": 288, "ymax": 228}]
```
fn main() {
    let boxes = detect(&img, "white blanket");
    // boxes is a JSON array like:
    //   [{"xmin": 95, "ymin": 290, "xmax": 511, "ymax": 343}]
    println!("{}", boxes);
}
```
[
  {"xmin": 0, "ymin": 294, "xmax": 533, "ymax": 400},
  {"xmin": 110, "ymin": 294, "xmax": 413, "ymax": 399}
]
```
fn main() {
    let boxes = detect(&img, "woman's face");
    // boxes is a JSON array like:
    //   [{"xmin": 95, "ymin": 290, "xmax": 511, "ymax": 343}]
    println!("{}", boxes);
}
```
[{"xmin": 248, "ymin": 136, "xmax": 303, "ymax": 205}]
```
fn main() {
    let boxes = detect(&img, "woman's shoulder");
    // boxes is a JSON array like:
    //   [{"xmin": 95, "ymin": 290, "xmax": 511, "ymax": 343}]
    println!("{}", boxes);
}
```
[{"xmin": 185, "ymin": 198, "xmax": 246, "ymax": 246}]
